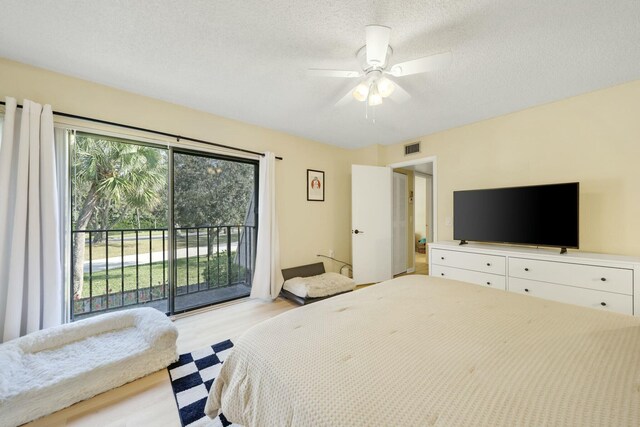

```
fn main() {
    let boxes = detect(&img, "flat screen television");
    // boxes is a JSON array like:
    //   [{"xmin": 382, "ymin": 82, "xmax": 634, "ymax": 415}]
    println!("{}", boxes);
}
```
[{"xmin": 453, "ymin": 182, "xmax": 579, "ymax": 250}]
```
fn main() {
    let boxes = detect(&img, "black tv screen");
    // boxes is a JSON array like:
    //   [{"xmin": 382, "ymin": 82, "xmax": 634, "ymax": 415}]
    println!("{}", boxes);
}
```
[{"xmin": 454, "ymin": 182, "xmax": 579, "ymax": 249}]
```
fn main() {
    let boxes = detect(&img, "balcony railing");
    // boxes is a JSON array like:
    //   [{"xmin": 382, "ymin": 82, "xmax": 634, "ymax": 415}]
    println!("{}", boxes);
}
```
[{"xmin": 71, "ymin": 225, "xmax": 256, "ymax": 319}]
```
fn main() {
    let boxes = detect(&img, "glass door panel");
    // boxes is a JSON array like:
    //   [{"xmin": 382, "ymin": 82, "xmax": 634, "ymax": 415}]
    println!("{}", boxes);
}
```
[
  {"xmin": 70, "ymin": 132, "xmax": 169, "ymax": 319},
  {"xmin": 172, "ymin": 150, "xmax": 257, "ymax": 312}
]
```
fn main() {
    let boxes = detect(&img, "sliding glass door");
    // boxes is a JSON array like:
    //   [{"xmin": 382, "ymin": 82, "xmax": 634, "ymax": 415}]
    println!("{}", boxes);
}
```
[
  {"xmin": 170, "ymin": 149, "xmax": 257, "ymax": 313},
  {"xmin": 70, "ymin": 132, "xmax": 257, "ymax": 319}
]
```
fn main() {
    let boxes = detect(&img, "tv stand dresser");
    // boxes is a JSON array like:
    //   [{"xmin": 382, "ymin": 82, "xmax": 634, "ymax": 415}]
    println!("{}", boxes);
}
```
[{"xmin": 429, "ymin": 241, "xmax": 640, "ymax": 316}]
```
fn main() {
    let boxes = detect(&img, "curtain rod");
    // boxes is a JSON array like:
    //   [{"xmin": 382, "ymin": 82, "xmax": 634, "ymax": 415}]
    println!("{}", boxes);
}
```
[{"xmin": 0, "ymin": 100, "xmax": 283, "ymax": 160}]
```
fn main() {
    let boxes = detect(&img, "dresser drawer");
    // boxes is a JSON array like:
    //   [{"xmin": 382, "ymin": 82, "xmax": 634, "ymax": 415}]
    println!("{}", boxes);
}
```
[
  {"xmin": 509, "ymin": 277, "xmax": 633, "ymax": 315},
  {"xmin": 431, "ymin": 249, "xmax": 506, "ymax": 275},
  {"xmin": 431, "ymin": 265, "xmax": 506, "ymax": 290},
  {"xmin": 509, "ymin": 258, "xmax": 633, "ymax": 295}
]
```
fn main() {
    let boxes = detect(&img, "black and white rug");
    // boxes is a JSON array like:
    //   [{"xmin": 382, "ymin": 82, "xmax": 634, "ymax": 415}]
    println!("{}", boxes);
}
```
[{"xmin": 168, "ymin": 339, "xmax": 239, "ymax": 427}]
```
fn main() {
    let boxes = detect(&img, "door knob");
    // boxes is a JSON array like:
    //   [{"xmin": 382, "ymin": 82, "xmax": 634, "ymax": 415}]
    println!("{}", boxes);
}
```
[{"xmin": 352, "ymin": 229, "xmax": 364, "ymax": 234}]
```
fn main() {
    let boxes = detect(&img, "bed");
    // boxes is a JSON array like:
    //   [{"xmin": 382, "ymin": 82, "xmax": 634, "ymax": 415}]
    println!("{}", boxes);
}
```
[{"xmin": 205, "ymin": 275, "xmax": 640, "ymax": 426}]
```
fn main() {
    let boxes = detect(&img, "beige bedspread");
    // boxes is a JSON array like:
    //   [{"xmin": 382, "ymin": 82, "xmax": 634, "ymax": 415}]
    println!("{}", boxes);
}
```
[{"xmin": 205, "ymin": 275, "xmax": 640, "ymax": 426}]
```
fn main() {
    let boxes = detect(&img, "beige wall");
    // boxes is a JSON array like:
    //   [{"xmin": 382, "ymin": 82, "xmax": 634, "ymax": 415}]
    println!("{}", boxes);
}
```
[
  {"xmin": 0, "ymin": 58, "xmax": 352, "ymax": 272},
  {"xmin": 3, "ymin": 56, "xmax": 639, "ymax": 266},
  {"xmin": 381, "ymin": 80, "xmax": 640, "ymax": 257}
]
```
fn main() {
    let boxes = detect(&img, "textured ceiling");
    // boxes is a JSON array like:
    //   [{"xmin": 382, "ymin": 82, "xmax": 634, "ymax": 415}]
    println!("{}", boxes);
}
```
[{"xmin": 0, "ymin": 1, "xmax": 639, "ymax": 148}]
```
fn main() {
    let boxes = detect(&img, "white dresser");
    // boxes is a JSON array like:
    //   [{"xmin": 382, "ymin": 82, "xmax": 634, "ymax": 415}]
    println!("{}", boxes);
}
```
[{"xmin": 429, "ymin": 241, "xmax": 640, "ymax": 316}]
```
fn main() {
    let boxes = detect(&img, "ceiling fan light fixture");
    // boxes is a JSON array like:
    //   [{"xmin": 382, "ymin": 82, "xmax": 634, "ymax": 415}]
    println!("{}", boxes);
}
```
[
  {"xmin": 376, "ymin": 77, "xmax": 395, "ymax": 98},
  {"xmin": 352, "ymin": 82, "xmax": 370, "ymax": 102},
  {"xmin": 308, "ymin": 26, "xmax": 452, "ymax": 109},
  {"xmin": 368, "ymin": 85, "xmax": 383, "ymax": 106}
]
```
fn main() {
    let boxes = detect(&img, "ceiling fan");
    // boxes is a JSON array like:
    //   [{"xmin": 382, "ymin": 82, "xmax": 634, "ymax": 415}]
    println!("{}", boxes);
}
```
[{"xmin": 308, "ymin": 25, "xmax": 452, "ymax": 107}]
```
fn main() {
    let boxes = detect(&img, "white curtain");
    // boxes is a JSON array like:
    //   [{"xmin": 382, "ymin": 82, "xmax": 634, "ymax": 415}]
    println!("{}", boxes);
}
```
[
  {"xmin": 0, "ymin": 97, "xmax": 63, "ymax": 342},
  {"xmin": 250, "ymin": 152, "xmax": 283, "ymax": 301}
]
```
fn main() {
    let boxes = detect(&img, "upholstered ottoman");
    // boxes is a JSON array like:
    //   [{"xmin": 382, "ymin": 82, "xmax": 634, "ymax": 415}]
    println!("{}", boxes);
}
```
[{"xmin": 0, "ymin": 307, "xmax": 178, "ymax": 427}]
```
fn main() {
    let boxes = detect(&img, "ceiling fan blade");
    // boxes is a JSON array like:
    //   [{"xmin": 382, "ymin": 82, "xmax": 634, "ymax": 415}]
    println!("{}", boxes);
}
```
[
  {"xmin": 307, "ymin": 69, "xmax": 360, "ymax": 78},
  {"xmin": 389, "ymin": 51, "xmax": 452, "ymax": 77},
  {"xmin": 365, "ymin": 25, "xmax": 391, "ymax": 67},
  {"xmin": 335, "ymin": 85, "xmax": 358, "ymax": 107},
  {"xmin": 388, "ymin": 80, "xmax": 411, "ymax": 103}
]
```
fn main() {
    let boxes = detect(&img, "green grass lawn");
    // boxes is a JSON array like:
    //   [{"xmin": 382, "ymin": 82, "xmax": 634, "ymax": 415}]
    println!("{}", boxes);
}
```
[
  {"xmin": 80, "ymin": 252, "xmax": 247, "ymax": 297},
  {"xmin": 80, "ymin": 231, "xmax": 241, "ymax": 261}
]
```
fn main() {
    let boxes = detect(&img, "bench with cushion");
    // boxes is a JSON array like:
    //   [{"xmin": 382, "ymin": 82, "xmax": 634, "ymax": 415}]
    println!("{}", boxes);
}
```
[{"xmin": 0, "ymin": 307, "xmax": 178, "ymax": 427}]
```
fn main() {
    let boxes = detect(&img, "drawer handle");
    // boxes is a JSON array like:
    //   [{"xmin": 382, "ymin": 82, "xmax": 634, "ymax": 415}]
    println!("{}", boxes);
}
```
[
  {"xmin": 440, "ymin": 273, "xmax": 445, "ymax": 276},
  {"xmin": 600, "ymin": 277, "xmax": 607, "ymax": 282},
  {"xmin": 601, "ymin": 302, "xmax": 607, "ymax": 307},
  {"xmin": 524, "ymin": 288, "xmax": 529, "ymax": 293},
  {"xmin": 441, "ymin": 257, "xmax": 445, "ymax": 260},
  {"xmin": 524, "ymin": 268, "xmax": 529, "ymax": 272},
  {"xmin": 486, "ymin": 263, "xmax": 491, "ymax": 267},
  {"xmin": 486, "ymin": 281, "xmax": 491, "ymax": 285}
]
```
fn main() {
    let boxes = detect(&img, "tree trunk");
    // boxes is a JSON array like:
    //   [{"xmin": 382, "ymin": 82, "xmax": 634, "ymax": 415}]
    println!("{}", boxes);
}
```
[
  {"xmin": 72, "ymin": 184, "xmax": 99, "ymax": 299},
  {"xmin": 91, "ymin": 202, "xmax": 108, "ymax": 243},
  {"xmin": 98, "ymin": 203, "xmax": 110, "ymax": 242}
]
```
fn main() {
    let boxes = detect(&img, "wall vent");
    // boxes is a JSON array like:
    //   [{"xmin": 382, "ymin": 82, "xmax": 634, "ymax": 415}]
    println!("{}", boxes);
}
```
[{"xmin": 404, "ymin": 141, "xmax": 421, "ymax": 156}]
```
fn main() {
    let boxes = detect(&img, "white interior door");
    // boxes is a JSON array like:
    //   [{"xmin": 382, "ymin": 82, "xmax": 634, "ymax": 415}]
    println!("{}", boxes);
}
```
[
  {"xmin": 393, "ymin": 172, "xmax": 408, "ymax": 275},
  {"xmin": 351, "ymin": 165, "xmax": 392, "ymax": 284}
]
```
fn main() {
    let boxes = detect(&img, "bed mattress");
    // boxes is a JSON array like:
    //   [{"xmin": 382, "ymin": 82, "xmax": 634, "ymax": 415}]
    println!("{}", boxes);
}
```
[{"xmin": 205, "ymin": 275, "xmax": 640, "ymax": 426}]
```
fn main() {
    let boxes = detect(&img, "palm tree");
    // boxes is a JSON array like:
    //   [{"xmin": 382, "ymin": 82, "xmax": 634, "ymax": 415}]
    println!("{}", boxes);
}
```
[{"xmin": 72, "ymin": 134, "xmax": 166, "ymax": 299}]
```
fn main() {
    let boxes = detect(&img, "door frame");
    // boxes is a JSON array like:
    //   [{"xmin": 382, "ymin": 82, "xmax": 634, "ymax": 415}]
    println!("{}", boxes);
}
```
[{"xmin": 388, "ymin": 155, "xmax": 438, "ymax": 273}]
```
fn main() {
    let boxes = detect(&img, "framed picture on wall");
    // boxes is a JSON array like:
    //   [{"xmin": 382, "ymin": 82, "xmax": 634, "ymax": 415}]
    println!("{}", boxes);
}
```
[{"xmin": 307, "ymin": 169, "xmax": 325, "ymax": 201}]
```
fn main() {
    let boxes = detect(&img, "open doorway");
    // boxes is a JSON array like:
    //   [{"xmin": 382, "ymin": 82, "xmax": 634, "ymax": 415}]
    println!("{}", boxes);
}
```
[
  {"xmin": 389, "ymin": 157, "xmax": 436, "ymax": 276},
  {"xmin": 412, "ymin": 166, "xmax": 433, "ymax": 274}
]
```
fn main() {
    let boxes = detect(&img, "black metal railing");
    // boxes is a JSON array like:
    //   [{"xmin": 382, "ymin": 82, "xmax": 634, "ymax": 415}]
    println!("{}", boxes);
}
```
[{"xmin": 71, "ymin": 225, "xmax": 256, "ymax": 319}]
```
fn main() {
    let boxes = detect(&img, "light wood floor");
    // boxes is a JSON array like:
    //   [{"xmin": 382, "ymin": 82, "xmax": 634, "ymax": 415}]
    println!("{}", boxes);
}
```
[
  {"xmin": 27, "ymin": 298, "xmax": 298, "ymax": 427},
  {"xmin": 395, "ymin": 253, "xmax": 429, "ymax": 278},
  {"xmin": 415, "ymin": 252, "xmax": 429, "ymax": 275}
]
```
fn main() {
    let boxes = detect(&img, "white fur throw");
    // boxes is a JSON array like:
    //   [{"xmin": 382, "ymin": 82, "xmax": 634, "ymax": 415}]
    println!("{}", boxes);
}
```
[{"xmin": 0, "ymin": 308, "xmax": 178, "ymax": 427}]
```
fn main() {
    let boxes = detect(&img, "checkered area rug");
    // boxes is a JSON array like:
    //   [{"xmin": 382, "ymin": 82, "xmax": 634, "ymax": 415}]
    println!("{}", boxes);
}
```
[{"xmin": 168, "ymin": 340, "xmax": 240, "ymax": 427}]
